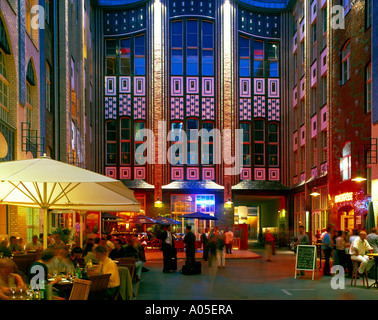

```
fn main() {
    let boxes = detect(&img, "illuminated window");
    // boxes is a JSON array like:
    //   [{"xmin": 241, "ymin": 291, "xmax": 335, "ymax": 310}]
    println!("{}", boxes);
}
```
[
  {"xmin": 171, "ymin": 20, "xmax": 183, "ymax": 75},
  {"xmin": 134, "ymin": 34, "xmax": 146, "ymax": 75},
  {"xmin": 253, "ymin": 40, "xmax": 264, "ymax": 77},
  {"xmin": 267, "ymin": 42, "xmax": 279, "ymax": 77},
  {"xmin": 187, "ymin": 20, "xmax": 199, "ymax": 76},
  {"xmin": 239, "ymin": 36, "xmax": 250, "ymax": 77},
  {"xmin": 340, "ymin": 142, "xmax": 351, "ymax": 181},
  {"xmin": 170, "ymin": 121, "xmax": 184, "ymax": 165},
  {"xmin": 202, "ymin": 21, "xmax": 214, "ymax": 76},
  {"xmin": 119, "ymin": 38, "xmax": 131, "ymax": 75}
]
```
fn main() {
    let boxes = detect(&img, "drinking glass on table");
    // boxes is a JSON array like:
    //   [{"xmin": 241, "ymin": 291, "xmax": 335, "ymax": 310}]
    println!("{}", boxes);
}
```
[{"xmin": 10, "ymin": 286, "xmax": 16, "ymax": 299}]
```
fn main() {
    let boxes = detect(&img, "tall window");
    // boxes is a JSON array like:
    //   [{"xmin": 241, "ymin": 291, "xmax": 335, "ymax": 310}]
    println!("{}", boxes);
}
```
[
  {"xmin": 254, "ymin": 120, "xmax": 265, "ymax": 166},
  {"xmin": 119, "ymin": 38, "xmax": 131, "ymax": 75},
  {"xmin": 343, "ymin": 0, "xmax": 351, "ymax": 16},
  {"xmin": 120, "ymin": 118, "xmax": 131, "ymax": 165},
  {"xmin": 187, "ymin": 118, "xmax": 199, "ymax": 165},
  {"xmin": 268, "ymin": 123, "xmax": 279, "ymax": 166},
  {"xmin": 0, "ymin": 50, "xmax": 8, "ymax": 117},
  {"xmin": 25, "ymin": 0, "xmax": 32, "ymax": 35},
  {"xmin": 366, "ymin": 63, "xmax": 372, "ymax": 113},
  {"xmin": 341, "ymin": 41, "xmax": 351, "ymax": 85},
  {"xmin": 366, "ymin": 0, "xmax": 372, "ymax": 28},
  {"xmin": 322, "ymin": 130, "xmax": 328, "ymax": 163},
  {"xmin": 106, "ymin": 121, "xmax": 117, "ymax": 165},
  {"xmin": 46, "ymin": 62, "xmax": 51, "ymax": 112},
  {"xmin": 105, "ymin": 39, "xmax": 117, "ymax": 75},
  {"xmin": 267, "ymin": 42, "xmax": 279, "ymax": 77},
  {"xmin": 253, "ymin": 40, "xmax": 264, "ymax": 77},
  {"xmin": 187, "ymin": 20, "xmax": 199, "ymax": 76},
  {"xmin": 134, "ymin": 121, "xmax": 145, "ymax": 164},
  {"xmin": 241, "ymin": 122, "xmax": 251, "ymax": 166},
  {"xmin": 202, "ymin": 21, "xmax": 214, "ymax": 76},
  {"xmin": 134, "ymin": 35, "xmax": 146, "ymax": 75},
  {"xmin": 340, "ymin": 141, "xmax": 351, "ymax": 181},
  {"xmin": 239, "ymin": 36, "xmax": 250, "ymax": 77},
  {"xmin": 171, "ymin": 21, "xmax": 183, "ymax": 76},
  {"xmin": 171, "ymin": 121, "xmax": 184, "ymax": 165},
  {"xmin": 300, "ymin": 146, "xmax": 305, "ymax": 172},
  {"xmin": 202, "ymin": 122, "xmax": 214, "ymax": 165},
  {"xmin": 312, "ymin": 137, "xmax": 318, "ymax": 167}
]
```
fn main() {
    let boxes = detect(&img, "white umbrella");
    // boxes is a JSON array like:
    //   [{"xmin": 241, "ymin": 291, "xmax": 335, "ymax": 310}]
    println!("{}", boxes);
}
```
[{"xmin": 0, "ymin": 155, "xmax": 140, "ymax": 248}]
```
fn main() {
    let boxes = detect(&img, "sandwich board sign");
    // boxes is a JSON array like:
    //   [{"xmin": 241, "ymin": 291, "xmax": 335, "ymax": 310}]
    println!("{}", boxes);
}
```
[{"xmin": 295, "ymin": 245, "xmax": 317, "ymax": 280}]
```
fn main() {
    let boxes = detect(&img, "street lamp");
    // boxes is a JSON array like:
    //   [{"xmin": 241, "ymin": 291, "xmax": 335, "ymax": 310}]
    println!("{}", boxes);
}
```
[
  {"xmin": 310, "ymin": 188, "xmax": 321, "ymax": 197},
  {"xmin": 352, "ymin": 170, "xmax": 367, "ymax": 182}
]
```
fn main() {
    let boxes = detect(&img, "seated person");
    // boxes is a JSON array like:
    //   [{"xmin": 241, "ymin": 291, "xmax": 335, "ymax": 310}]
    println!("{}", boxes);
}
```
[
  {"xmin": 350, "ymin": 231, "xmax": 375, "ymax": 275},
  {"xmin": 8, "ymin": 236, "xmax": 24, "ymax": 254},
  {"xmin": 67, "ymin": 247, "xmax": 84, "ymax": 268},
  {"xmin": 94, "ymin": 245, "xmax": 120, "ymax": 299},
  {"xmin": 28, "ymin": 249, "xmax": 62, "ymax": 288},
  {"xmin": 82, "ymin": 243, "xmax": 99, "ymax": 265},
  {"xmin": 48, "ymin": 248, "xmax": 75, "ymax": 276},
  {"xmin": 0, "ymin": 258, "xmax": 27, "ymax": 298},
  {"xmin": 25, "ymin": 235, "xmax": 43, "ymax": 252},
  {"xmin": 109, "ymin": 239, "xmax": 126, "ymax": 260},
  {"xmin": 0, "ymin": 239, "xmax": 12, "ymax": 258},
  {"xmin": 123, "ymin": 238, "xmax": 144, "ymax": 281}
]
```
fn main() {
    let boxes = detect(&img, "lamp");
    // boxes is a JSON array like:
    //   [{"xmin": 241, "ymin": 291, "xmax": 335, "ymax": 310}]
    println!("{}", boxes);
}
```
[
  {"xmin": 352, "ymin": 170, "xmax": 367, "ymax": 182},
  {"xmin": 310, "ymin": 188, "xmax": 321, "ymax": 197},
  {"xmin": 154, "ymin": 197, "xmax": 163, "ymax": 207},
  {"xmin": 225, "ymin": 198, "xmax": 233, "ymax": 207}
]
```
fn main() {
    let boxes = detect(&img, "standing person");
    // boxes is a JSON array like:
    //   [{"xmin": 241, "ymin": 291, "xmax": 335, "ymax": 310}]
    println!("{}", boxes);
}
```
[
  {"xmin": 161, "ymin": 225, "xmax": 176, "ymax": 273},
  {"xmin": 183, "ymin": 226, "xmax": 196, "ymax": 270},
  {"xmin": 224, "ymin": 228, "xmax": 234, "ymax": 254},
  {"xmin": 350, "ymin": 231, "xmax": 375, "ymax": 275},
  {"xmin": 335, "ymin": 231, "xmax": 349, "ymax": 272},
  {"xmin": 216, "ymin": 231, "xmax": 226, "ymax": 268},
  {"xmin": 208, "ymin": 228, "xmax": 217, "ymax": 267},
  {"xmin": 264, "ymin": 230, "xmax": 275, "ymax": 262},
  {"xmin": 321, "ymin": 226, "xmax": 333, "ymax": 276},
  {"xmin": 201, "ymin": 228, "xmax": 209, "ymax": 261},
  {"xmin": 295, "ymin": 226, "xmax": 309, "ymax": 276}
]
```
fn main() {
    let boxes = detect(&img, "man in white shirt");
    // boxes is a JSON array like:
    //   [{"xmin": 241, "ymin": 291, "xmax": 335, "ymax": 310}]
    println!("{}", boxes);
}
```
[
  {"xmin": 350, "ymin": 231, "xmax": 374, "ymax": 275},
  {"xmin": 94, "ymin": 245, "xmax": 120, "ymax": 299},
  {"xmin": 25, "ymin": 235, "xmax": 43, "ymax": 252}
]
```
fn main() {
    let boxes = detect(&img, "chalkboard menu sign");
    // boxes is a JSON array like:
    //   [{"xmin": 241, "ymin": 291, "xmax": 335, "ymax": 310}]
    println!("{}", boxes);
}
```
[{"xmin": 295, "ymin": 245, "xmax": 317, "ymax": 280}]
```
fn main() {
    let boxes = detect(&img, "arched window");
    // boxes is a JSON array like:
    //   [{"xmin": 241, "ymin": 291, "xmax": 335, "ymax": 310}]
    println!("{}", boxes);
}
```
[{"xmin": 340, "ymin": 141, "xmax": 351, "ymax": 181}]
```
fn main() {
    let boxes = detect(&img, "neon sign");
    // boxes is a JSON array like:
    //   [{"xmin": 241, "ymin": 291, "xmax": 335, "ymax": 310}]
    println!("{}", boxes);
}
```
[{"xmin": 334, "ymin": 192, "xmax": 353, "ymax": 204}]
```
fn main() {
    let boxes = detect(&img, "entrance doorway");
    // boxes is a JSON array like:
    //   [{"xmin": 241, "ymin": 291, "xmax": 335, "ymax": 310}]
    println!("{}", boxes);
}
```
[
  {"xmin": 339, "ymin": 207, "xmax": 355, "ymax": 231},
  {"xmin": 235, "ymin": 206, "xmax": 259, "ymax": 240}
]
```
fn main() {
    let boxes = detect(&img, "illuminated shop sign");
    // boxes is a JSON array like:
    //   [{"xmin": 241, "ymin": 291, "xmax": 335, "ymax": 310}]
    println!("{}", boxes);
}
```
[{"xmin": 334, "ymin": 192, "xmax": 353, "ymax": 204}]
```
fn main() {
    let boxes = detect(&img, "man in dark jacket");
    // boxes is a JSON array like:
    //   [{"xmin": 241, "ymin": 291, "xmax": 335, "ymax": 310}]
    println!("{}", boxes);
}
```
[
  {"xmin": 183, "ymin": 226, "xmax": 196, "ymax": 269},
  {"xmin": 161, "ymin": 225, "xmax": 176, "ymax": 273}
]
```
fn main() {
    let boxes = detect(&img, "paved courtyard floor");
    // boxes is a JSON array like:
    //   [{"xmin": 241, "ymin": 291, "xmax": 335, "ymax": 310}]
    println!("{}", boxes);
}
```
[{"xmin": 138, "ymin": 246, "xmax": 378, "ymax": 301}]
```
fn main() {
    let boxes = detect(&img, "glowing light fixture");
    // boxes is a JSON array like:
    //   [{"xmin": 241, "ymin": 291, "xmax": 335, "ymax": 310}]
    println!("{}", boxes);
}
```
[
  {"xmin": 310, "ymin": 188, "xmax": 321, "ymax": 197},
  {"xmin": 352, "ymin": 170, "xmax": 367, "ymax": 182}
]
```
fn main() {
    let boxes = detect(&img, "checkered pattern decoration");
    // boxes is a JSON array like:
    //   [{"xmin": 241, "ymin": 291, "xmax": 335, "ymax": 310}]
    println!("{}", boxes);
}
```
[
  {"xmin": 105, "ymin": 167, "xmax": 117, "ymax": 179},
  {"xmin": 171, "ymin": 167, "xmax": 184, "ymax": 180},
  {"xmin": 105, "ymin": 97, "xmax": 117, "ymax": 120},
  {"xmin": 254, "ymin": 168, "xmax": 266, "ymax": 181},
  {"xmin": 133, "ymin": 97, "xmax": 146, "ymax": 119},
  {"xmin": 134, "ymin": 167, "xmax": 146, "ymax": 180},
  {"xmin": 171, "ymin": 97, "xmax": 185, "ymax": 120},
  {"xmin": 241, "ymin": 168, "xmax": 251, "ymax": 180},
  {"xmin": 187, "ymin": 167, "xmax": 200, "ymax": 180},
  {"xmin": 269, "ymin": 169, "xmax": 280, "ymax": 181},
  {"xmin": 119, "ymin": 77, "xmax": 131, "ymax": 93},
  {"xmin": 186, "ymin": 95, "xmax": 200, "ymax": 117},
  {"xmin": 267, "ymin": 99, "xmax": 280, "ymax": 121},
  {"xmin": 120, "ymin": 167, "xmax": 132, "ymax": 180},
  {"xmin": 203, "ymin": 168, "xmax": 215, "ymax": 181},
  {"xmin": 119, "ymin": 94, "xmax": 132, "ymax": 117},
  {"xmin": 239, "ymin": 99, "xmax": 252, "ymax": 121},
  {"xmin": 202, "ymin": 98, "xmax": 215, "ymax": 120},
  {"xmin": 253, "ymin": 96, "xmax": 265, "ymax": 118}
]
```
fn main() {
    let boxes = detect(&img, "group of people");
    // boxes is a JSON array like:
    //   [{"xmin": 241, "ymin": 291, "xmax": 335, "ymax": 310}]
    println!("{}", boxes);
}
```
[
  {"xmin": 0, "ymin": 233, "xmax": 148, "ymax": 300},
  {"xmin": 297, "ymin": 226, "xmax": 378, "ymax": 277},
  {"xmin": 160, "ymin": 225, "xmax": 234, "ymax": 273}
]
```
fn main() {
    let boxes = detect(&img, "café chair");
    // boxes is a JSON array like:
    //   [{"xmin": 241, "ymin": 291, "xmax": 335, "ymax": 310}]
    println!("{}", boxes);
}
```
[
  {"xmin": 87, "ymin": 273, "xmax": 111, "ymax": 300},
  {"xmin": 351, "ymin": 261, "xmax": 369, "ymax": 288},
  {"xmin": 69, "ymin": 278, "xmax": 92, "ymax": 300}
]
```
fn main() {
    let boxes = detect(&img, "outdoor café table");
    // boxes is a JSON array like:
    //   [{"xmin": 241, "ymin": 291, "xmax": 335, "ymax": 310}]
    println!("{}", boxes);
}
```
[
  {"xmin": 367, "ymin": 253, "xmax": 378, "ymax": 288},
  {"xmin": 51, "ymin": 277, "xmax": 74, "ymax": 298}
]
